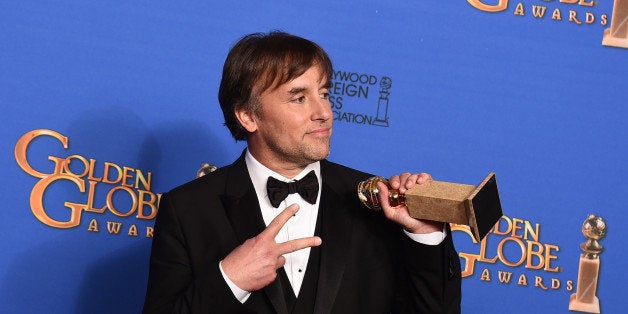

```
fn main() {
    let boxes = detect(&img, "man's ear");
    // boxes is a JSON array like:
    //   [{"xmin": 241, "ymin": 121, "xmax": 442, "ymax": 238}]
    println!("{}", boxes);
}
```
[{"xmin": 234, "ymin": 104, "xmax": 258, "ymax": 133}]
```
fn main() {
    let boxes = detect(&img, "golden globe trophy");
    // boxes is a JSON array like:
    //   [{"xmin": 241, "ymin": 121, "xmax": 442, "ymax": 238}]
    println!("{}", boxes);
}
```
[
  {"xmin": 358, "ymin": 173, "xmax": 502, "ymax": 241},
  {"xmin": 569, "ymin": 214, "xmax": 607, "ymax": 313},
  {"xmin": 602, "ymin": 0, "xmax": 628, "ymax": 49},
  {"xmin": 197, "ymin": 163, "xmax": 218, "ymax": 178}
]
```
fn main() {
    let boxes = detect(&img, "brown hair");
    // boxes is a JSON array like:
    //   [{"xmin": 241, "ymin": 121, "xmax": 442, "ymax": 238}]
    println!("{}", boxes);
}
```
[{"xmin": 218, "ymin": 31, "xmax": 333, "ymax": 140}]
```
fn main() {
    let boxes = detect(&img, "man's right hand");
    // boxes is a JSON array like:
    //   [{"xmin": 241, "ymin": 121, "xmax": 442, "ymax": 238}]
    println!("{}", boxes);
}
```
[{"xmin": 221, "ymin": 204, "xmax": 322, "ymax": 292}]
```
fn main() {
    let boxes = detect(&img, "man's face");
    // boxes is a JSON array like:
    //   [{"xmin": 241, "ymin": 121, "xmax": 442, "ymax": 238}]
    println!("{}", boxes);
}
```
[{"xmin": 240, "ymin": 65, "xmax": 333, "ymax": 174}]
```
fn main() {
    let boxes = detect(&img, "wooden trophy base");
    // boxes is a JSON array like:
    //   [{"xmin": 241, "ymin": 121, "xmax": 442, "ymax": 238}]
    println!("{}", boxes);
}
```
[
  {"xmin": 358, "ymin": 173, "xmax": 503, "ymax": 242},
  {"xmin": 403, "ymin": 173, "xmax": 502, "ymax": 241}
]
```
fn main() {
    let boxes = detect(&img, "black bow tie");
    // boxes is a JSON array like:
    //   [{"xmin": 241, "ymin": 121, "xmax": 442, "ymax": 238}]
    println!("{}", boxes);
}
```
[{"xmin": 266, "ymin": 170, "xmax": 319, "ymax": 208}]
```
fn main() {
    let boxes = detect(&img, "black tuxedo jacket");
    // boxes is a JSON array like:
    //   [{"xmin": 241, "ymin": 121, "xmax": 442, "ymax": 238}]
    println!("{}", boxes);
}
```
[{"xmin": 143, "ymin": 155, "xmax": 461, "ymax": 313}]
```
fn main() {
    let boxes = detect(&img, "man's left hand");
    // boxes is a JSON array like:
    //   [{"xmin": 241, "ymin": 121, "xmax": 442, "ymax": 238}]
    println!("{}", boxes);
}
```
[{"xmin": 377, "ymin": 172, "xmax": 444, "ymax": 234}]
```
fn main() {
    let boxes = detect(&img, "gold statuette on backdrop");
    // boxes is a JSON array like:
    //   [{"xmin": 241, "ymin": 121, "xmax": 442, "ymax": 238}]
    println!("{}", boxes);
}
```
[
  {"xmin": 602, "ymin": 0, "xmax": 628, "ymax": 49},
  {"xmin": 569, "ymin": 214, "xmax": 607, "ymax": 314},
  {"xmin": 358, "ymin": 173, "xmax": 503, "ymax": 241}
]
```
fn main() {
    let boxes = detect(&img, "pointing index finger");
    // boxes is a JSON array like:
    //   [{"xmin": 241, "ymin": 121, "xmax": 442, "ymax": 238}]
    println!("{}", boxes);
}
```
[{"xmin": 277, "ymin": 236, "xmax": 322, "ymax": 255}]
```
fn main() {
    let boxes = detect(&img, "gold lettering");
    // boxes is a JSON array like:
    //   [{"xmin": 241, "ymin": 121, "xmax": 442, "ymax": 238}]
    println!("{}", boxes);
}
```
[
  {"xmin": 106, "ymin": 186, "xmax": 138, "ymax": 217},
  {"xmin": 459, "ymin": 252, "xmax": 479, "ymax": 277},
  {"xmin": 566, "ymin": 280, "xmax": 574, "ymax": 291},
  {"xmin": 578, "ymin": 0, "xmax": 594, "ymax": 6},
  {"xmin": 492, "ymin": 216, "xmax": 511, "ymax": 236},
  {"xmin": 136, "ymin": 190, "xmax": 160, "ymax": 220},
  {"xmin": 517, "ymin": 274, "xmax": 528, "ymax": 286},
  {"xmin": 63, "ymin": 154, "xmax": 89, "ymax": 178},
  {"xmin": 585, "ymin": 12, "xmax": 595, "ymax": 24},
  {"xmin": 135, "ymin": 169, "xmax": 152, "ymax": 190},
  {"xmin": 467, "ymin": 0, "xmax": 509, "ymax": 12},
  {"xmin": 456, "ymin": 215, "xmax": 563, "ymax": 276},
  {"xmin": 514, "ymin": 2, "xmax": 525, "ymax": 16},
  {"xmin": 497, "ymin": 271, "xmax": 513, "ymax": 283},
  {"xmin": 453, "ymin": 225, "xmax": 498, "ymax": 277},
  {"xmin": 83, "ymin": 180, "xmax": 107, "ymax": 213},
  {"xmin": 146, "ymin": 226, "xmax": 154, "ymax": 238},
  {"xmin": 601, "ymin": 14, "xmax": 607, "ymax": 26},
  {"xmin": 47, "ymin": 156, "xmax": 67, "ymax": 175},
  {"xmin": 106, "ymin": 221, "xmax": 122, "ymax": 234},
  {"xmin": 551, "ymin": 278, "xmax": 561, "ymax": 290},
  {"xmin": 478, "ymin": 239, "xmax": 499, "ymax": 263},
  {"xmin": 560, "ymin": 0, "xmax": 594, "ymax": 5},
  {"xmin": 526, "ymin": 241, "xmax": 545, "ymax": 270},
  {"xmin": 497, "ymin": 237, "xmax": 526, "ymax": 267},
  {"xmin": 122, "ymin": 166, "xmax": 135, "ymax": 188},
  {"xmin": 534, "ymin": 276, "xmax": 548, "ymax": 290},
  {"xmin": 544, "ymin": 244, "xmax": 560, "ymax": 272},
  {"xmin": 481, "ymin": 269, "xmax": 491, "ymax": 281},
  {"xmin": 128, "ymin": 224, "xmax": 138, "ymax": 236},
  {"xmin": 552, "ymin": 8, "xmax": 562, "ymax": 20},
  {"xmin": 102, "ymin": 162, "xmax": 123, "ymax": 184},
  {"xmin": 532, "ymin": 5, "xmax": 547, "ymax": 18},
  {"xmin": 15, "ymin": 129, "xmax": 69, "ymax": 178},
  {"xmin": 31, "ymin": 174, "xmax": 84, "ymax": 228},
  {"xmin": 87, "ymin": 218, "xmax": 99, "ymax": 232},
  {"xmin": 569, "ymin": 10, "xmax": 582, "ymax": 25},
  {"xmin": 523, "ymin": 220, "xmax": 539, "ymax": 241},
  {"xmin": 87, "ymin": 159, "xmax": 102, "ymax": 182},
  {"xmin": 511, "ymin": 218, "xmax": 524, "ymax": 238},
  {"xmin": 16, "ymin": 129, "xmax": 159, "ymax": 234}
]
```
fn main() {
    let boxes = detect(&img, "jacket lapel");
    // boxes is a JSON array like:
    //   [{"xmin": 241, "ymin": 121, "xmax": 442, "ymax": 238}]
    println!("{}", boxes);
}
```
[
  {"xmin": 313, "ymin": 163, "xmax": 354, "ymax": 313},
  {"xmin": 219, "ymin": 153, "xmax": 289, "ymax": 314},
  {"xmin": 220, "ymin": 154, "xmax": 266, "ymax": 242}
]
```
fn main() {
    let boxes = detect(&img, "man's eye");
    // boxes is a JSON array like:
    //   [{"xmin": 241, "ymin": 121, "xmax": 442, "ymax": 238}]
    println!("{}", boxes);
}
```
[
  {"xmin": 321, "ymin": 92, "xmax": 330, "ymax": 100},
  {"xmin": 293, "ymin": 96, "xmax": 306, "ymax": 103}
]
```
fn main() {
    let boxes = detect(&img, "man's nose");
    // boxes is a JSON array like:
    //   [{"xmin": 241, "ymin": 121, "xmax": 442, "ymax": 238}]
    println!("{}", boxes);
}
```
[{"xmin": 312, "ymin": 96, "xmax": 332, "ymax": 121}]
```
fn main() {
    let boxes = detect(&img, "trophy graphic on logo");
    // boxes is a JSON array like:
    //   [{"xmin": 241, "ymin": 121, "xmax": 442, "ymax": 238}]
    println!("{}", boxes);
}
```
[
  {"xmin": 569, "ymin": 214, "xmax": 607, "ymax": 313},
  {"xmin": 602, "ymin": 0, "xmax": 628, "ymax": 48},
  {"xmin": 373, "ymin": 76, "xmax": 392, "ymax": 127}
]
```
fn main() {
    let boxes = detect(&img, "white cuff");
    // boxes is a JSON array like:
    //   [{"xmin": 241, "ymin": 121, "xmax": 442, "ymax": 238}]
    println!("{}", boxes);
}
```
[
  {"xmin": 219, "ymin": 260, "xmax": 251, "ymax": 303},
  {"xmin": 403, "ymin": 226, "xmax": 447, "ymax": 245}
]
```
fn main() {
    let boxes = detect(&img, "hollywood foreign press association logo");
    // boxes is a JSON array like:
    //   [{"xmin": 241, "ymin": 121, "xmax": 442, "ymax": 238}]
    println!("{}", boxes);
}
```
[{"xmin": 330, "ymin": 70, "xmax": 393, "ymax": 127}]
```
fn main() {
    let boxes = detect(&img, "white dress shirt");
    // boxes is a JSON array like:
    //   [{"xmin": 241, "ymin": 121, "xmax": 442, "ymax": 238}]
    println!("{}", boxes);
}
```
[{"xmin": 220, "ymin": 149, "xmax": 446, "ymax": 303}]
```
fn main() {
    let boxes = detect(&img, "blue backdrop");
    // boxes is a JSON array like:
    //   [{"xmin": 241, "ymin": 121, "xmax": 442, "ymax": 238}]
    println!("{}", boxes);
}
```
[{"xmin": 2, "ymin": 1, "xmax": 626, "ymax": 313}]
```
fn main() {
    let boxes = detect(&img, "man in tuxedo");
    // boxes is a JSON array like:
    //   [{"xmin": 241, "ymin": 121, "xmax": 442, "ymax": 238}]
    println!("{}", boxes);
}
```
[{"xmin": 143, "ymin": 31, "xmax": 461, "ymax": 313}]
